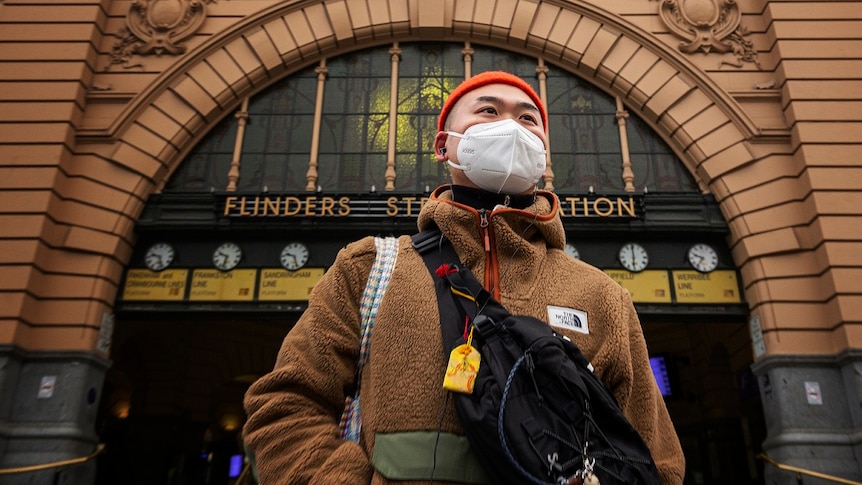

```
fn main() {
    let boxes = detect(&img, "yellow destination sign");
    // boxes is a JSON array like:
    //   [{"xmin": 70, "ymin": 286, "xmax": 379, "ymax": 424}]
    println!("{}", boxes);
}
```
[
  {"xmin": 258, "ymin": 268, "xmax": 325, "ymax": 301},
  {"xmin": 672, "ymin": 270, "xmax": 741, "ymax": 303},
  {"xmin": 189, "ymin": 269, "xmax": 257, "ymax": 301},
  {"xmin": 122, "ymin": 269, "xmax": 188, "ymax": 301},
  {"xmin": 604, "ymin": 270, "xmax": 672, "ymax": 303}
]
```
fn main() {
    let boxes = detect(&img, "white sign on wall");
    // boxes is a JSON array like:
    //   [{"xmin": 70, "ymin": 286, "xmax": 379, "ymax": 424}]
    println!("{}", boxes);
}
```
[
  {"xmin": 805, "ymin": 381, "xmax": 823, "ymax": 405},
  {"xmin": 38, "ymin": 375, "xmax": 56, "ymax": 399},
  {"xmin": 749, "ymin": 314, "xmax": 766, "ymax": 358}
]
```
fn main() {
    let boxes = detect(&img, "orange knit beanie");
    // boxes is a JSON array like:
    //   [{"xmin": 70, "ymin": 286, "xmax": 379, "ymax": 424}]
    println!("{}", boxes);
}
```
[{"xmin": 437, "ymin": 71, "xmax": 547, "ymax": 132}]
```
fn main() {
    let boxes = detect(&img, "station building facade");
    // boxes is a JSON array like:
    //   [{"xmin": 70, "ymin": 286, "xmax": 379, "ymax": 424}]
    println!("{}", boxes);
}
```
[{"xmin": 0, "ymin": 0, "xmax": 860, "ymax": 484}]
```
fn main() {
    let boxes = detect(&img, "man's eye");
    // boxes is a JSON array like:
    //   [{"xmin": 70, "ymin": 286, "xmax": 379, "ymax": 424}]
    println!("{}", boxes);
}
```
[
  {"xmin": 521, "ymin": 114, "xmax": 537, "ymax": 123},
  {"xmin": 480, "ymin": 107, "xmax": 497, "ymax": 114}
]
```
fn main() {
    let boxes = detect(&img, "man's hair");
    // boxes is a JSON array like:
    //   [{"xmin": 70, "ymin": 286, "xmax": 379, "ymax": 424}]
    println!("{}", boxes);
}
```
[{"xmin": 437, "ymin": 71, "xmax": 548, "ymax": 132}]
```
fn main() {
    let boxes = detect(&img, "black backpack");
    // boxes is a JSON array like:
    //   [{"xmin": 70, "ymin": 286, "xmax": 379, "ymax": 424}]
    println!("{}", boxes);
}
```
[{"xmin": 413, "ymin": 230, "xmax": 661, "ymax": 485}]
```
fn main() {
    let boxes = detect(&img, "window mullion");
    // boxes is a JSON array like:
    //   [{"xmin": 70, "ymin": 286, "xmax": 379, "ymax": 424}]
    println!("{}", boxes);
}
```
[
  {"xmin": 385, "ymin": 43, "xmax": 401, "ymax": 191},
  {"xmin": 225, "ymin": 97, "xmax": 250, "ymax": 192},
  {"xmin": 537, "ymin": 60, "xmax": 553, "ymax": 191},
  {"xmin": 463, "ymin": 41, "xmax": 473, "ymax": 78},
  {"xmin": 306, "ymin": 59, "xmax": 328, "ymax": 191},
  {"xmin": 616, "ymin": 96, "xmax": 635, "ymax": 192}
]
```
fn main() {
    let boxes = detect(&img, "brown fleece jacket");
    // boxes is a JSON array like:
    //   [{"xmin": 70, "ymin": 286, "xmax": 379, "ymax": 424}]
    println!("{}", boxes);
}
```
[{"xmin": 243, "ymin": 186, "xmax": 685, "ymax": 484}]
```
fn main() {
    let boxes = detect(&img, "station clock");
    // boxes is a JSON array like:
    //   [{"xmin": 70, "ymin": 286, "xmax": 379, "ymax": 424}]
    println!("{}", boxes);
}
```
[
  {"xmin": 687, "ymin": 243, "xmax": 719, "ymax": 273},
  {"xmin": 618, "ymin": 242, "xmax": 649, "ymax": 272},
  {"xmin": 213, "ymin": 242, "xmax": 243, "ymax": 271},
  {"xmin": 280, "ymin": 242, "xmax": 309, "ymax": 271},
  {"xmin": 144, "ymin": 242, "xmax": 174, "ymax": 272}
]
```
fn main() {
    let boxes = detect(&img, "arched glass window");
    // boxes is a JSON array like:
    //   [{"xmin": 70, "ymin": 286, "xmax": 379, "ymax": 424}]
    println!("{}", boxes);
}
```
[
  {"xmin": 318, "ymin": 49, "xmax": 391, "ymax": 191},
  {"xmin": 165, "ymin": 42, "xmax": 697, "ymax": 194},
  {"xmin": 164, "ymin": 117, "xmax": 236, "ymax": 191},
  {"xmin": 239, "ymin": 67, "xmax": 316, "ymax": 192},
  {"xmin": 470, "ymin": 44, "xmax": 537, "ymax": 81},
  {"xmin": 394, "ymin": 43, "xmax": 464, "ymax": 191},
  {"xmin": 628, "ymin": 114, "xmax": 697, "ymax": 192},
  {"xmin": 546, "ymin": 67, "xmax": 622, "ymax": 192}
]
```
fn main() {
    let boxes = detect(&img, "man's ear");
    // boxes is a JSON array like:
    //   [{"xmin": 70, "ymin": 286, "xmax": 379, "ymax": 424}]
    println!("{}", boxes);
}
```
[{"xmin": 434, "ymin": 132, "xmax": 449, "ymax": 162}]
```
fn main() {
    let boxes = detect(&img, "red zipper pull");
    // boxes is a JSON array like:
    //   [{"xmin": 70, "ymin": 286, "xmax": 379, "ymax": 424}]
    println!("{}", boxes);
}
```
[{"xmin": 479, "ymin": 209, "xmax": 491, "ymax": 252}]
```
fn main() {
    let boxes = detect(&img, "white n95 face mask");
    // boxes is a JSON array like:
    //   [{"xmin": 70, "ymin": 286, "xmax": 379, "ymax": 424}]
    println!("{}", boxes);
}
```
[{"xmin": 447, "ymin": 119, "xmax": 547, "ymax": 195}]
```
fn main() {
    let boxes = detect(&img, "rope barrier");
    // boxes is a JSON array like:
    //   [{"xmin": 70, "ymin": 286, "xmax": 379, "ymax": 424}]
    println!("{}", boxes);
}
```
[
  {"xmin": 0, "ymin": 443, "xmax": 105, "ymax": 475},
  {"xmin": 758, "ymin": 453, "xmax": 862, "ymax": 485}
]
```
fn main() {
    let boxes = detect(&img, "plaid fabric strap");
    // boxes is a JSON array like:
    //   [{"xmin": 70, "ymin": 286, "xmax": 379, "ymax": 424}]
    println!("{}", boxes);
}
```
[{"xmin": 339, "ymin": 236, "xmax": 399, "ymax": 442}]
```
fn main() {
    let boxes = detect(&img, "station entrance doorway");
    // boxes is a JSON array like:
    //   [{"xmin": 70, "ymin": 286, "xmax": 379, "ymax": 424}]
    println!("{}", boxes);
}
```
[
  {"xmin": 641, "ymin": 319, "xmax": 766, "ymax": 485},
  {"xmin": 96, "ymin": 312, "xmax": 765, "ymax": 485}
]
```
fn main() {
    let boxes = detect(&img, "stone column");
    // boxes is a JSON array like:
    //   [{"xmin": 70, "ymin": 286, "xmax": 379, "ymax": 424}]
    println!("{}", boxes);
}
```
[
  {"xmin": 0, "ymin": 348, "xmax": 109, "ymax": 484},
  {"xmin": 753, "ymin": 351, "xmax": 862, "ymax": 484}
]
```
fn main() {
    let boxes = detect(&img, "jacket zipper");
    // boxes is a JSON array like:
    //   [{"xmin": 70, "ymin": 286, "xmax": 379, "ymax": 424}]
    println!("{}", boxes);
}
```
[{"xmin": 478, "ymin": 209, "xmax": 501, "ymax": 299}]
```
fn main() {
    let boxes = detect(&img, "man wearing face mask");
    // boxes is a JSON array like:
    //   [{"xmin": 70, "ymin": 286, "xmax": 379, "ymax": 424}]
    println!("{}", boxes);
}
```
[{"xmin": 243, "ymin": 71, "xmax": 686, "ymax": 485}]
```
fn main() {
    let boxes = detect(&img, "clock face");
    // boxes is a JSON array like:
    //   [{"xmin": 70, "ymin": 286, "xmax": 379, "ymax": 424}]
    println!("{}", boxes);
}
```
[
  {"xmin": 280, "ymin": 242, "xmax": 309, "ymax": 271},
  {"xmin": 213, "ymin": 242, "xmax": 243, "ymax": 271},
  {"xmin": 618, "ymin": 242, "xmax": 649, "ymax": 272},
  {"xmin": 144, "ymin": 242, "xmax": 174, "ymax": 272},
  {"xmin": 688, "ymin": 243, "xmax": 719, "ymax": 273},
  {"xmin": 564, "ymin": 243, "xmax": 580, "ymax": 260}
]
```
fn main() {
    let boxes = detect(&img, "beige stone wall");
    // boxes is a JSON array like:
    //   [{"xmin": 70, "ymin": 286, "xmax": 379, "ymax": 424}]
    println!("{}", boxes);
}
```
[
  {"xmin": 736, "ymin": 1, "xmax": 862, "ymax": 356},
  {"xmin": 0, "ymin": 0, "xmax": 860, "ymax": 359},
  {"xmin": 1, "ymin": 0, "xmax": 115, "ymax": 352}
]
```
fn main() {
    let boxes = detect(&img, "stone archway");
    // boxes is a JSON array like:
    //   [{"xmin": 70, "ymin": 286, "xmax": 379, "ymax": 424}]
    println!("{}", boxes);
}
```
[
  {"xmin": 63, "ymin": 0, "xmax": 768, "ymax": 379},
  {"xmin": 102, "ymin": 0, "xmax": 758, "ymax": 209},
  {"xmin": 92, "ymin": 0, "xmax": 771, "ymax": 326}
]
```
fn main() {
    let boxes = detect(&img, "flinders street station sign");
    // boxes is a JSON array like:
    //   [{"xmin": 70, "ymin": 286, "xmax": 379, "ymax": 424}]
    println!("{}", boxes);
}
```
[{"xmin": 218, "ymin": 193, "xmax": 644, "ymax": 220}]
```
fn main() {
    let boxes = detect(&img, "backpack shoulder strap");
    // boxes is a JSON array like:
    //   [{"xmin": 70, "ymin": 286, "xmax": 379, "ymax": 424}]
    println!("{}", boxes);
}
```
[
  {"xmin": 411, "ymin": 226, "xmax": 488, "ymax": 303},
  {"xmin": 411, "ymin": 229, "xmax": 508, "ymax": 348},
  {"xmin": 411, "ymin": 229, "xmax": 464, "ymax": 349},
  {"xmin": 411, "ymin": 226, "xmax": 457, "ymax": 274},
  {"xmin": 339, "ymin": 236, "xmax": 399, "ymax": 442}
]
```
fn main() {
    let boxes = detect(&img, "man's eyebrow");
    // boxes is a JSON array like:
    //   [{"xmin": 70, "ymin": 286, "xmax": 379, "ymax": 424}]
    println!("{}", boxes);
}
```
[{"xmin": 474, "ymin": 95, "xmax": 539, "ymax": 113}]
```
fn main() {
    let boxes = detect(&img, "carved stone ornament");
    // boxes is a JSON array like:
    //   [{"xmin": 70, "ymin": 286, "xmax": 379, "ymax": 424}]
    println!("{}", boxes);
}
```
[
  {"xmin": 107, "ymin": 0, "xmax": 212, "ymax": 69},
  {"xmin": 656, "ymin": 0, "xmax": 761, "ymax": 69}
]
